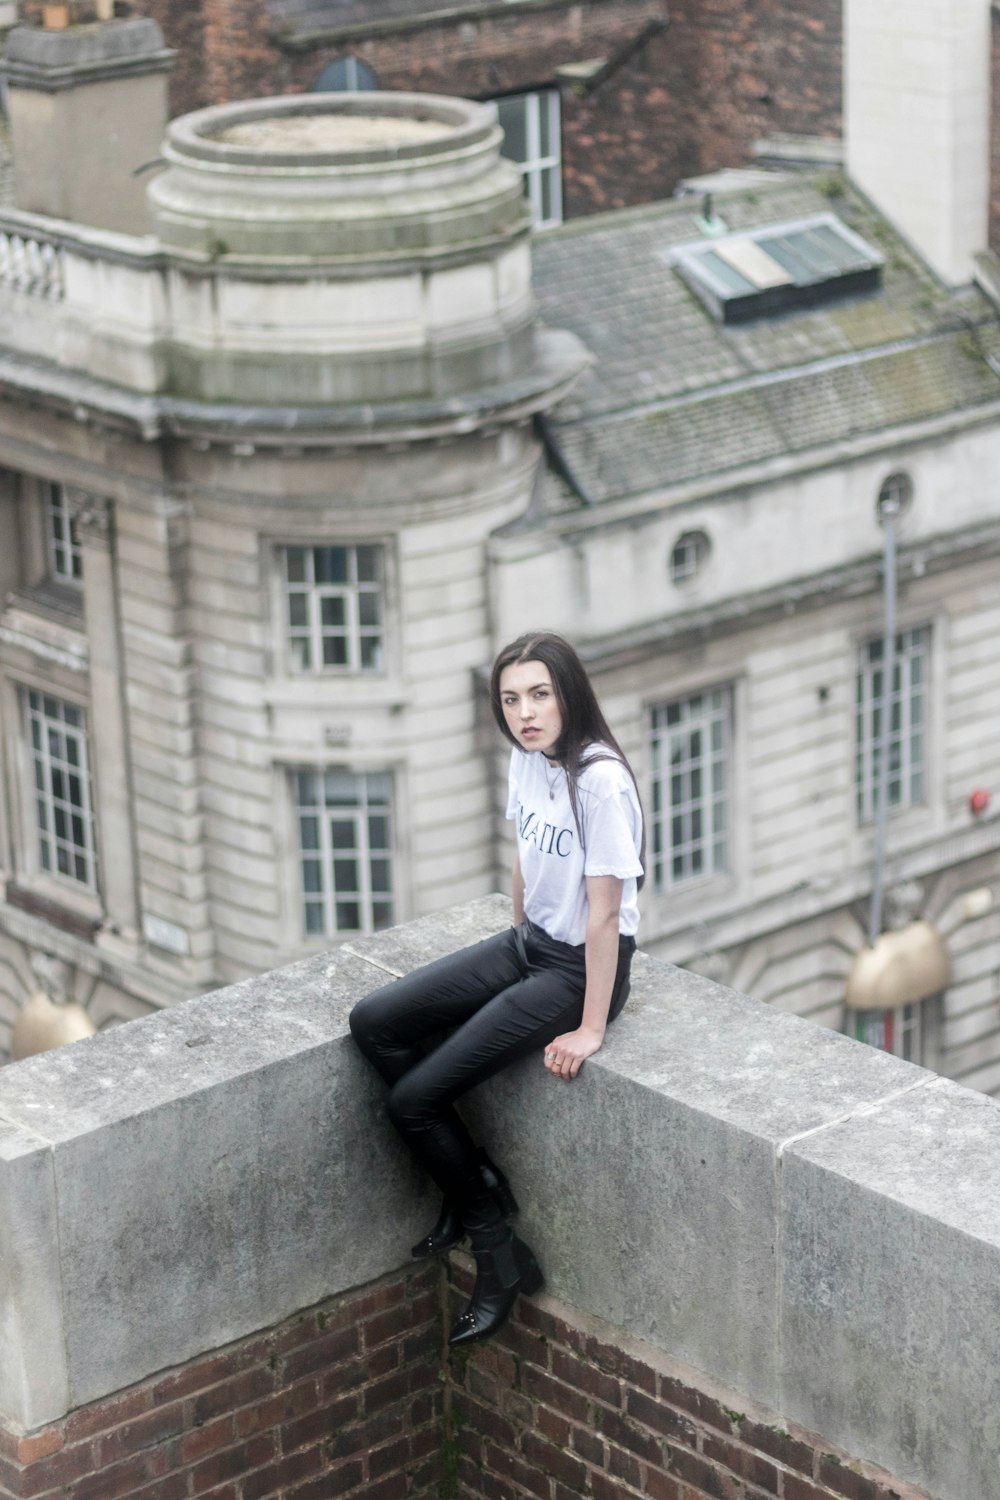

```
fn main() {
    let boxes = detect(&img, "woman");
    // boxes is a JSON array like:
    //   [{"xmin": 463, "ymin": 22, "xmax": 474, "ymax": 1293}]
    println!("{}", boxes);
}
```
[{"xmin": 349, "ymin": 631, "xmax": 644, "ymax": 1346}]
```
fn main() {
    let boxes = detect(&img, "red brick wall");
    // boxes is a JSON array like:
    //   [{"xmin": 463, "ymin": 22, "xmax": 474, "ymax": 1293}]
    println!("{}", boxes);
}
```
[
  {"xmin": 0, "ymin": 1264, "xmax": 443, "ymax": 1500},
  {"xmin": 0, "ymin": 1254, "xmax": 938, "ymax": 1500},
  {"xmin": 446, "ymin": 1259, "xmax": 937, "ymax": 1500},
  {"xmin": 34, "ymin": 0, "xmax": 841, "ymax": 213}
]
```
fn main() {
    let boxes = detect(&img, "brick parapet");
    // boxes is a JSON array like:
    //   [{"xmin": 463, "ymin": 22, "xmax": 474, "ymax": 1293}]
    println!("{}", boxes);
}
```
[
  {"xmin": 0, "ymin": 1256, "xmax": 940, "ymax": 1500},
  {"xmin": 445, "ymin": 1260, "xmax": 937, "ymax": 1500},
  {"xmin": 0, "ymin": 1265, "xmax": 443, "ymax": 1500}
]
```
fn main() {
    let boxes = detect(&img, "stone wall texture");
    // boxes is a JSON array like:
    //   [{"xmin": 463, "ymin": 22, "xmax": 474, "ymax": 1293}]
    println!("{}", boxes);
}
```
[{"xmin": 29, "ymin": 0, "xmax": 843, "ymax": 212}]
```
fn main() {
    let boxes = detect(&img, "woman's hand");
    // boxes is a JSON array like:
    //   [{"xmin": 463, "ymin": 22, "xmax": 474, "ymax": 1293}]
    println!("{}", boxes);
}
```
[{"xmin": 544, "ymin": 1025, "xmax": 605, "ymax": 1080}]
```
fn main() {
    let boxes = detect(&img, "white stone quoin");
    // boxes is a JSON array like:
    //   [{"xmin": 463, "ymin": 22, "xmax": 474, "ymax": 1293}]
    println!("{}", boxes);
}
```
[{"xmin": 845, "ymin": 0, "xmax": 992, "ymax": 285}]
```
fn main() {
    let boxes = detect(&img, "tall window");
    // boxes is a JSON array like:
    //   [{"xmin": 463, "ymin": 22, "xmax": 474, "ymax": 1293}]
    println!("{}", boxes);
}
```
[
  {"xmin": 852, "ymin": 1002, "xmax": 926, "ymax": 1065},
  {"xmin": 495, "ymin": 90, "xmax": 563, "ymax": 230},
  {"xmin": 283, "ymin": 544, "xmax": 384, "ymax": 672},
  {"xmin": 46, "ymin": 482, "xmax": 82, "ymax": 584},
  {"xmin": 650, "ymin": 688, "xmax": 731, "ymax": 890},
  {"xmin": 26, "ymin": 690, "xmax": 97, "ymax": 889},
  {"xmin": 855, "ymin": 627, "xmax": 928, "ymax": 823},
  {"xmin": 295, "ymin": 769, "xmax": 394, "ymax": 937}
]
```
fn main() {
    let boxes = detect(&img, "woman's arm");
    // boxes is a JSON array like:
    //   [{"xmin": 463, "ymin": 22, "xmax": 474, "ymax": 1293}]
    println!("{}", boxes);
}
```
[
  {"xmin": 511, "ymin": 852, "xmax": 526, "ymax": 925},
  {"xmin": 544, "ymin": 875, "xmax": 623, "ymax": 1080}
]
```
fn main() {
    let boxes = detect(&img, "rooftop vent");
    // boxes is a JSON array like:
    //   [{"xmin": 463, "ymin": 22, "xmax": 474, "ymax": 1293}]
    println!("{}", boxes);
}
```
[{"xmin": 670, "ymin": 212, "xmax": 884, "ymax": 325}]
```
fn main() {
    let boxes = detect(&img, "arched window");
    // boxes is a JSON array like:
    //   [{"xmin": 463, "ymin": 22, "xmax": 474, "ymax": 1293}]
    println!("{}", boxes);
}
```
[{"xmin": 311, "ymin": 57, "xmax": 379, "ymax": 93}]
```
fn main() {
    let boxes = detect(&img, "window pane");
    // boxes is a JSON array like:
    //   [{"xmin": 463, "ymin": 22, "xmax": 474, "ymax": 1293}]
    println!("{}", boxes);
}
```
[
  {"xmin": 322, "ymin": 637, "xmax": 349, "ymax": 667},
  {"xmin": 295, "ymin": 768, "xmax": 395, "ymax": 938},
  {"xmin": 285, "ymin": 546, "xmax": 308, "ymax": 583},
  {"xmin": 324, "ymin": 773, "xmax": 359, "ymax": 806},
  {"xmin": 314, "ymin": 546, "xmax": 348, "ymax": 584},
  {"xmin": 284, "ymin": 542, "xmax": 383, "ymax": 672},
  {"xmin": 497, "ymin": 97, "xmax": 528, "ymax": 162},
  {"xmin": 855, "ymin": 626, "xmax": 929, "ymax": 823},
  {"xmin": 330, "ymin": 819, "xmax": 356, "ymax": 849},
  {"xmin": 650, "ymin": 687, "xmax": 731, "ymax": 891},
  {"xmin": 355, "ymin": 546, "xmax": 380, "ymax": 583}
]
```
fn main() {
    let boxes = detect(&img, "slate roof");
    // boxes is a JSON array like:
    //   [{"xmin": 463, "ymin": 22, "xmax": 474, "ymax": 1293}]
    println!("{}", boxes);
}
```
[
  {"xmin": 266, "ymin": 0, "xmax": 486, "ymax": 39},
  {"xmin": 530, "ymin": 172, "xmax": 1000, "ymax": 515}
]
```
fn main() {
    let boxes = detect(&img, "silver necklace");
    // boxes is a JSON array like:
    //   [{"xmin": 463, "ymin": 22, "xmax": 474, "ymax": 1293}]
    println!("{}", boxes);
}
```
[{"xmin": 543, "ymin": 757, "xmax": 562, "ymax": 800}]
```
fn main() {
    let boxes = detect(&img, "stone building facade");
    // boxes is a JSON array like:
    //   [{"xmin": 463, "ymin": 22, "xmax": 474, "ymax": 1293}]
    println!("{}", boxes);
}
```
[{"xmin": 1, "ymin": 6, "xmax": 1000, "ymax": 1095}]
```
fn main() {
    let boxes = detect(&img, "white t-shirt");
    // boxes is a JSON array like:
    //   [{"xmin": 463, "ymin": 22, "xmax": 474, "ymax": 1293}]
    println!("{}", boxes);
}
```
[{"xmin": 506, "ymin": 744, "xmax": 644, "ymax": 946}]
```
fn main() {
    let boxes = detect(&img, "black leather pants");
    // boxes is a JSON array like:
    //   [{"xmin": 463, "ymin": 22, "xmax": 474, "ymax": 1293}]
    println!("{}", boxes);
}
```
[{"xmin": 349, "ymin": 918, "xmax": 634, "ymax": 1206}]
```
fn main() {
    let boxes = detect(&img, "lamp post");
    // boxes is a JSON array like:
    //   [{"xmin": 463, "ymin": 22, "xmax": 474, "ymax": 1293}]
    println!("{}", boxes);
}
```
[{"xmin": 869, "ymin": 490, "xmax": 900, "ymax": 947}]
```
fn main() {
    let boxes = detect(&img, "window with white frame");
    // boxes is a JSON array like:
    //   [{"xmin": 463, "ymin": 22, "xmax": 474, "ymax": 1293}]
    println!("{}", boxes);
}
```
[
  {"xmin": 45, "ymin": 482, "xmax": 82, "ymax": 584},
  {"xmin": 650, "ymin": 687, "xmax": 731, "ymax": 890},
  {"xmin": 495, "ymin": 90, "xmax": 563, "ymax": 230},
  {"xmin": 294, "ymin": 769, "xmax": 394, "ymax": 936},
  {"xmin": 25, "ymin": 690, "xmax": 97, "ymax": 890},
  {"xmin": 855, "ymin": 626, "xmax": 929, "ymax": 823},
  {"xmin": 283, "ymin": 544, "xmax": 384, "ymax": 672},
  {"xmin": 851, "ymin": 1000, "xmax": 927, "ymax": 1065}
]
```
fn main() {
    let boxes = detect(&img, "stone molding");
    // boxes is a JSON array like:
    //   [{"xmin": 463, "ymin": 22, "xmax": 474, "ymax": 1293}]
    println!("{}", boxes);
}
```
[{"xmin": 1, "ymin": 20, "xmax": 175, "ymax": 93}]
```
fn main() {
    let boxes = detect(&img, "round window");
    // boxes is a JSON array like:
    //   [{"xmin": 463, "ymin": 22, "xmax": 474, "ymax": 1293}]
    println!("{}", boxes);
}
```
[
  {"xmin": 876, "ymin": 471, "xmax": 913, "ymax": 522},
  {"xmin": 669, "ymin": 529, "xmax": 711, "ymax": 584}
]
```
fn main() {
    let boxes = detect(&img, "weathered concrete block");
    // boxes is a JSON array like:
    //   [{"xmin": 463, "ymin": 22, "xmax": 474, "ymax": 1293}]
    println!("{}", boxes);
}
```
[
  {"xmin": 0, "ymin": 1118, "xmax": 69, "ymax": 1429},
  {"xmin": 781, "ymin": 1074, "xmax": 1000, "ymax": 1500}
]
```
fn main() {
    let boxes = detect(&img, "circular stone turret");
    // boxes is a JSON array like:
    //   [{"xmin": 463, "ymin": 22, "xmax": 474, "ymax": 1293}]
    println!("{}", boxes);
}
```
[{"xmin": 146, "ymin": 93, "xmax": 539, "ymax": 408}]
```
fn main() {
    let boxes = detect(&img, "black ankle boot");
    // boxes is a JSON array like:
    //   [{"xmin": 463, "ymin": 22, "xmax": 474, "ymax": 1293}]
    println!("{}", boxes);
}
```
[
  {"xmin": 410, "ymin": 1199, "xmax": 464, "ymax": 1259},
  {"xmin": 476, "ymin": 1149, "xmax": 519, "ymax": 1218},
  {"xmin": 447, "ymin": 1229, "xmax": 544, "ymax": 1347},
  {"xmin": 410, "ymin": 1151, "xmax": 519, "ymax": 1261}
]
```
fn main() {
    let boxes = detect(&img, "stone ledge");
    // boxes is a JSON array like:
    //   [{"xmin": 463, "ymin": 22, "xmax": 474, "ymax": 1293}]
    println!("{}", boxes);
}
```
[{"xmin": 0, "ymin": 896, "xmax": 997, "ymax": 1500}]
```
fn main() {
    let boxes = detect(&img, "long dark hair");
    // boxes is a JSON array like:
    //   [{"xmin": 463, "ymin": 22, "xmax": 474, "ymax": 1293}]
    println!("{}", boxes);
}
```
[{"xmin": 489, "ymin": 631, "xmax": 645, "ymax": 888}]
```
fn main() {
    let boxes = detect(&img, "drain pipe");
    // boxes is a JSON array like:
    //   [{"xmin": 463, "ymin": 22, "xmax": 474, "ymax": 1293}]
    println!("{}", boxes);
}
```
[{"xmin": 868, "ymin": 494, "xmax": 900, "ymax": 947}]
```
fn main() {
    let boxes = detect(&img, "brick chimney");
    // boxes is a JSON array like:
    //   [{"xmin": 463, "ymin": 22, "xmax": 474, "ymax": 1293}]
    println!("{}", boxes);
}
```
[
  {"xmin": 1, "ymin": 17, "xmax": 175, "ymax": 234},
  {"xmin": 845, "ymin": 0, "xmax": 991, "ymax": 285}
]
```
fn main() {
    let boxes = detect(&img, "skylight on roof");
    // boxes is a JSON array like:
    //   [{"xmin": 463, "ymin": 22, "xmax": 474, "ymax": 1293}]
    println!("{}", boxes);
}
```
[{"xmin": 669, "ymin": 213, "xmax": 884, "ymax": 324}]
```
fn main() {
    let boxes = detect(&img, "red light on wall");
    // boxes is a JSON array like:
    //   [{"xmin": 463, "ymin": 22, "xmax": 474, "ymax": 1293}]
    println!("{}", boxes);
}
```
[{"xmin": 970, "ymin": 788, "xmax": 991, "ymax": 815}]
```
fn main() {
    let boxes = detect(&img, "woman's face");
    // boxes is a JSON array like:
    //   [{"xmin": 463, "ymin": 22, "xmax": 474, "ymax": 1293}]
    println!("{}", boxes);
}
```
[{"xmin": 499, "ymin": 659, "xmax": 564, "ymax": 758}]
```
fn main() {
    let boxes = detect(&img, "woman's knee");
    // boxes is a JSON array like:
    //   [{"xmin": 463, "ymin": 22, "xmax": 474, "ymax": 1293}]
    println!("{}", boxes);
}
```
[
  {"xmin": 348, "ymin": 987, "xmax": 390, "ymax": 1050},
  {"xmin": 386, "ymin": 1073, "xmax": 427, "ymax": 1132}
]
